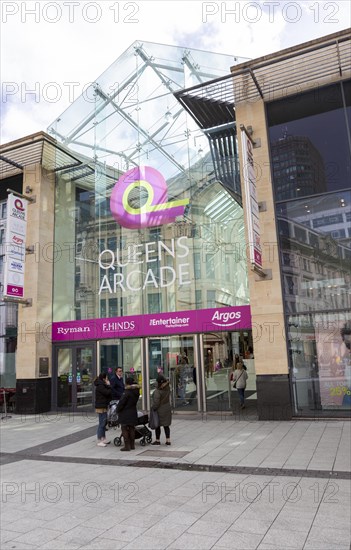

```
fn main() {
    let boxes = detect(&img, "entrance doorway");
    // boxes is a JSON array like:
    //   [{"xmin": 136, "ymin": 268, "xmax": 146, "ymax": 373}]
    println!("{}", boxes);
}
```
[
  {"xmin": 202, "ymin": 331, "xmax": 257, "ymax": 413},
  {"xmin": 99, "ymin": 338, "xmax": 144, "ymax": 410},
  {"xmin": 53, "ymin": 343, "xmax": 96, "ymax": 411},
  {"xmin": 148, "ymin": 335, "xmax": 197, "ymax": 411}
]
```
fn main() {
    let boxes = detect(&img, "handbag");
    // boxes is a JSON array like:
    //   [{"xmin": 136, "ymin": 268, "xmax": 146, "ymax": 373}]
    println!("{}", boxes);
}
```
[{"xmin": 149, "ymin": 408, "xmax": 160, "ymax": 430}]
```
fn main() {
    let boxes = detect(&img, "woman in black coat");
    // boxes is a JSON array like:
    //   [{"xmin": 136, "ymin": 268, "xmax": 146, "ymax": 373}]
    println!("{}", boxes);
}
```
[
  {"xmin": 94, "ymin": 372, "xmax": 112, "ymax": 447},
  {"xmin": 116, "ymin": 377, "xmax": 140, "ymax": 451}
]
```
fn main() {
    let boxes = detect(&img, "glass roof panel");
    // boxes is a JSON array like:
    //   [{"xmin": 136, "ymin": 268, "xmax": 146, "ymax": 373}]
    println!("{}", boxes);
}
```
[{"xmin": 48, "ymin": 40, "xmax": 248, "ymax": 174}]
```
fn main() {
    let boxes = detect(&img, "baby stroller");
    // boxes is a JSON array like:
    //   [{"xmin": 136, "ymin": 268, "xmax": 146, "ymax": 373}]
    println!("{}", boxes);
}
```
[
  {"xmin": 113, "ymin": 411, "xmax": 152, "ymax": 447},
  {"xmin": 107, "ymin": 400, "xmax": 119, "ymax": 428}
]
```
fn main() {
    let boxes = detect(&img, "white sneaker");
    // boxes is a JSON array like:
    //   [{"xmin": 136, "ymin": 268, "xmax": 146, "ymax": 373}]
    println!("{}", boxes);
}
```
[{"xmin": 97, "ymin": 441, "xmax": 107, "ymax": 447}]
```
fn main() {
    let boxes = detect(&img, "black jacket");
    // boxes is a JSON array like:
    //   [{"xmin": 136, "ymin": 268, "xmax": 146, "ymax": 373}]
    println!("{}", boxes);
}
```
[
  {"xmin": 94, "ymin": 379, "xmax": 112, "ymax": 409},
  {"xmin": 117, "ymin": 384, "xmax": 140, "ymax": 425},
  {"xmin": 110, "ymin": 374, "xmax": 125, "ymax": 400}
]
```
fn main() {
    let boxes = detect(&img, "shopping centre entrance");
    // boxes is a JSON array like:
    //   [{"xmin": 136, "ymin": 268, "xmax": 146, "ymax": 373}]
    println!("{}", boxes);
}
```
[{"xmin": 52, "ymin": 331, "xmax": 256, "ymax": 414}]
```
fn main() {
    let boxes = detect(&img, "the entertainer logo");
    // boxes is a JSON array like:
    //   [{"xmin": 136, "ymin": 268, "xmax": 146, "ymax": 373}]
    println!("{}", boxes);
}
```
[
  {"xmin": 110, "ymin": 166, "xmax": 189, "ymax": 229},
  {"xmin": 212, "ymin": 310, "xmax": 242, "ymax": 327}
]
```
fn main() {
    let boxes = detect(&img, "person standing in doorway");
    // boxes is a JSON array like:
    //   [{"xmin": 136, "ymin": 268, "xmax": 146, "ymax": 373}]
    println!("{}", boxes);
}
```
[
  {"xmin": 232, "ymin": 361, "xmax": 248, "ymax": 409},
  {"xmin": 176, "ymin": 351, "xmax": 189, "ymax": 405},
  {"xmin": 110, "ymin": 367, "xmax": 125, "ymax": 401},
  {"xmin": 94, "ymin": 373, "xmax": 112, "ymax": 447},
  {"xmin": 151, "ymin": 375, "xmax": 172, "ymax": 445},
  {"xmin": 116, "ymin": 376, "xmax": 140, "ymax": 451},
  {"xmin": 205, "ymin": 349, "xmax": 213, "ymax": 378}
]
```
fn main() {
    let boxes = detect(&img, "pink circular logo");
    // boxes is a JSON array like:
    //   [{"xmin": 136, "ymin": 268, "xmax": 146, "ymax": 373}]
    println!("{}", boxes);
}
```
[{"xmin": 110, "ymin": 166, "xmax": 189, "ymax": 229}]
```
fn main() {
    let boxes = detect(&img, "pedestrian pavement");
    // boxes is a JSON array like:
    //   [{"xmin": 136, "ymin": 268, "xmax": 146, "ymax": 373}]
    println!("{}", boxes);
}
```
[{"xmin": 1, "ymin": 412, "xmax": 350, "ymax": 550}]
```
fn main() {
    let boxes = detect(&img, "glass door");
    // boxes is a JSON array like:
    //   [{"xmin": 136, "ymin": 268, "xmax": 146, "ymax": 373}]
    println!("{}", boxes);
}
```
[
  {"xmin": 99, "ymin": 338, "xmax": 143, "ymax": 409},
  {"xmin": 148, "ymin": 335, "xmax": 197, "ymax": 411},
  {"xmin": 202, "ymin": 331, "xmax": 256, "ymax": 412},
  {"xmin": 54, "ymin": 343, "xmax": 96, "ymax": 411}
]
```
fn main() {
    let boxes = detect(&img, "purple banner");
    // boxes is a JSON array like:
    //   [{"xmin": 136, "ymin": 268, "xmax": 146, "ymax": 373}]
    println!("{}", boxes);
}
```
[{"xmin": 52, "ymin": 306, "xmax": 252, "ymax": 342}]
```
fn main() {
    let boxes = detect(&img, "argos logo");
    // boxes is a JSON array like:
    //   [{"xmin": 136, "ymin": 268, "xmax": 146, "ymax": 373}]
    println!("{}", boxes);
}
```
[
  {"xmin": 212, "ymin": 310, "xmax": 242, "ymax": 327},
  {"xmin": 110, "ymin": 166, "xmax": 189, "ymax": 229}
]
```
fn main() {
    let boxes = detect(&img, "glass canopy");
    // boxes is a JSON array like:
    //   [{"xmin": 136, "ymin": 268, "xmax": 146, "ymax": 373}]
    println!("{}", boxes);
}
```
[{"xmin": 48, "ymin": 41, "xmax": 247, "ymax": 181}]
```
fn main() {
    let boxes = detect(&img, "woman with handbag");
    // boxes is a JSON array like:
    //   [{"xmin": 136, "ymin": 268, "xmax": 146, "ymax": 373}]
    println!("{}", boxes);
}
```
[
  {"xmin": 151, "ymin": 375, "xmax": 172, "ymax": 445},
  {"xmin": 232, "ymin": 361, "xmax": 248, "ymax": 409}
]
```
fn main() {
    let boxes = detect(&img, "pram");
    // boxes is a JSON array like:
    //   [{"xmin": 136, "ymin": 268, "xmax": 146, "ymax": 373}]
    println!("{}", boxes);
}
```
[
  {"xmin": 107, "ymin": 400, "xmax": 119, "ymax": 428},
  {"xmin": 113, "ymin": 411, "xmax": 152, "ymax": 447}
]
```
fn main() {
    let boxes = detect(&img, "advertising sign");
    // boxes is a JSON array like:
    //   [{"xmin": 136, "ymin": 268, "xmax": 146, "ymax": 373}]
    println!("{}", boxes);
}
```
[
  {"xmin": 52, "ymin": 305, "xmax": 252, "ymax": 342},
  {"xmin": 3, "ymin": 194, "xmax": 28, "ymax": 298},
  {"xmin": 241, "ymin": 130, "xmax": 262, "ymax": 269}
]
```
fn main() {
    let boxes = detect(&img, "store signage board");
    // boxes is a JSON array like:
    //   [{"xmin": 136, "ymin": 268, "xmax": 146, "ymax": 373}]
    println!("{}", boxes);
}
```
[
  {"xmin": 241, "ymin": 129, "xmax": 262, "ymax": 269},
  {"xmin": 3, "ymin": 194, "xmax": 28, "ymax": 298},
  {"xmin": 52, "ymin": 305, "xmax": 252, "ymax": 341}
]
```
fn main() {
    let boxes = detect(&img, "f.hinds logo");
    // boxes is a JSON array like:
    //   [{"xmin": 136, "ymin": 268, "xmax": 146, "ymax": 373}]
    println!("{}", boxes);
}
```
[
  {"xmin": 110, "ymin": 166, "xmax": 189, "ymax": 229},
  {"xmin": 212, "ymin": 310, "xmax": 242, "ymax": 327}
]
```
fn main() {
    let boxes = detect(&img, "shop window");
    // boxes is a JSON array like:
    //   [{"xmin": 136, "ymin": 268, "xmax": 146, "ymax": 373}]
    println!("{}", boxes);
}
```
[
  {"xmin": 194, "ymin": 253, "xmax": 201, "ymax": 279},
  {"xmin": 207, "ymin": 290, "xmax": 216, "ymax": 308},
  {"xmin": 100, "ymin": 300, "xmax": 107, "ymax": 318},
  {"xmin": 1, "ymin": 203, "xmax": 7, "ymax": 219},
  {"xmin": 148, "ymin": 293, "xmax": 162, "ymax": 314},
  {"xmin": 195, "ymin": 289, "xmax": 202, "ymax": 309},
  {"xmin": 206, "ymin": 254, "xmax": 215, "ymax": 279},
  {"xmin": 107, "ymin": 237, "xmax": 117, "ymax": 250},
  {"xmin": 108, "ymin": 298, "xmax": 118, "ymax": 317}
]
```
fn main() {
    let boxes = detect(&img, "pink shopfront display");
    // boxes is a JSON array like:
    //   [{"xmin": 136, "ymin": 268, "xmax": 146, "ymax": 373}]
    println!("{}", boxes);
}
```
[{"xmin": 52, "ymin": 305, "xmax": 252, "ymax": 342}]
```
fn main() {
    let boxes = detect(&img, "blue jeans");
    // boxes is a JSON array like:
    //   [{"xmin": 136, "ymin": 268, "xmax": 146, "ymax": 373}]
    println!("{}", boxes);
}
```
[
  {"xmin": 237, "ymin": 388, "xmax": 245, "ymax": 405},
  {"xmin": 97, "ymin": 412, "xmax": 107, "ymax": 440}
]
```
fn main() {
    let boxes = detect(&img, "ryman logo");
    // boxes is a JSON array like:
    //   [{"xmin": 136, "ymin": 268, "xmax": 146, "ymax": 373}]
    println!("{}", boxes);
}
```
[
  {"xmin": 212, "ymin": 310, "xmax": 242, "ymax": 327},
  {"xmin": 57, "ymin": 326, "xmax": 91, "ymax": 335},
  {"xmin": 110, "ymin": 166, "xmax": 189, "ymax": 229}
]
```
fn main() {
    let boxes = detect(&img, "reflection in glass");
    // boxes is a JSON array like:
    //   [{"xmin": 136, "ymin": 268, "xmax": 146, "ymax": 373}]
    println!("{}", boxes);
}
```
[
  {"xmin": 289, "ymin": 313, "xmax": 351, "ymax": 412},
  {"xmin": 148, "ymin": 336, "xmax": 196, "ymax": 411},
  {"xmin": 276, "ymin": 191, "xmax": 351, "ymax": 315}
]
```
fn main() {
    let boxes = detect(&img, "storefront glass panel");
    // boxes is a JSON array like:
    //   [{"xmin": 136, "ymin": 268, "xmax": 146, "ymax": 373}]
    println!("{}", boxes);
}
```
[
  {"xmin": 148, "ymin": 335, "xmax": 197, "ymax": 410},
  {"xmin": 268, "ymin": 80, "xmax": 351, "ymax": 415},
  {"xmin": 55, "ymin": 344, "xmax": 95, "ymax": 410},
  {"xmin": 203, "ymin": 331, "xmax": 256, "ymax": 413},
  {"xmin": 100, "ymin": 338, "xmax": 143, "ymax": 409},
  {"xmin": 289, "ymin": 312, "xmax": 351, "ymax": 414}
]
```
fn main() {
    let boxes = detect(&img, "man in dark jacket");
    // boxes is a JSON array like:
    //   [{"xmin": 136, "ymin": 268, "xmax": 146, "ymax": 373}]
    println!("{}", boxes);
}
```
[
  {"xmin": 110, "ymin": 367, "xmax": 125, "ymax": 401},
  {"xmin": 116, "ymin": 377, "xmax": 140, "ymax": 451}
]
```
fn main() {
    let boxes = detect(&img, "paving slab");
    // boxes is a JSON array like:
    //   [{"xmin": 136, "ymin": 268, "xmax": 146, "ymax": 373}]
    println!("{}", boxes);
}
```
[{"xmin": 1, "ymin": 414, "xmax": 350, "ymax": 550}]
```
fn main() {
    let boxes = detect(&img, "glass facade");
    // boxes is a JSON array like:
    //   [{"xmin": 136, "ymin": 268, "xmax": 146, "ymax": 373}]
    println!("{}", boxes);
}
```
[
  {"xmin": 49, "ymin": 42, "xmax": 253, "ymax": 412},
  {"xmin": 51, "ymin": 42, "xmax": 250, "ymax": 324},
  {"xmin": 267, "ymin": 80, "xmax": 351, "ymax": 415}
]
